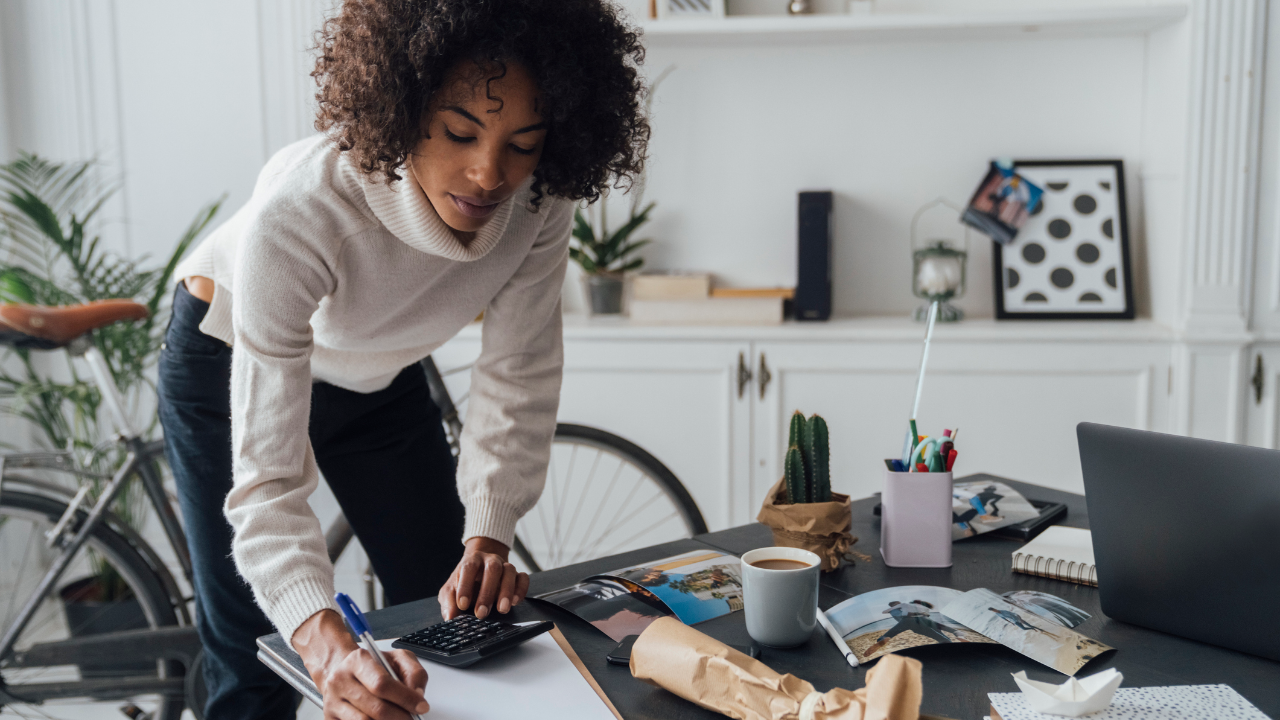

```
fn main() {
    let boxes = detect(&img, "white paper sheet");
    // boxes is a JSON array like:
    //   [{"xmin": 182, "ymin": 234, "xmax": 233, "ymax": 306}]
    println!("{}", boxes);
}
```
[{"xmin": 374, "ymin": 633, "xmax": 616, "ymax": 720}]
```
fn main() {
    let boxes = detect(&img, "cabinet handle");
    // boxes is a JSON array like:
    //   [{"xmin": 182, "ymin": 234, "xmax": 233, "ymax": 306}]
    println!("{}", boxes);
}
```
[
  {"xmin": 1253, "ymin": 354, "xmax": 1264, "ymax": 405},
  {"xmin": 758, "ymin": 353, "xmax": 772, "ymax": 400},
  {"xmin": 737, "ymin": 351, "xmax": 752, "ymax": 399}
]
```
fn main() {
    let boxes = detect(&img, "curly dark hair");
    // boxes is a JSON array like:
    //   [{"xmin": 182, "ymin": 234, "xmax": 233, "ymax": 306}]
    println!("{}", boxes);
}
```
[{"xmin": 313, "ymin": 0, "xmax": 649, "ymax": 208}]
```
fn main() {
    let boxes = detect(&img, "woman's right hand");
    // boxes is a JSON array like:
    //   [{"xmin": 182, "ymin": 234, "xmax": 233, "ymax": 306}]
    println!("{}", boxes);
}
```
[{"xmin": 294, "ymin": 609, "xmax": 430, "ymax": 719}]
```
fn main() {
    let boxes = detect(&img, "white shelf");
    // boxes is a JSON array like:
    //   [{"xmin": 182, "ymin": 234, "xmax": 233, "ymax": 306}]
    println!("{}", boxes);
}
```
[
  {"xmin": 640, "ymin": 4, "xmax": 1188, "ymax": 46},
  {"xmin": 454, "ymin": 315, "xmax": 1177, "ymax": 344}
]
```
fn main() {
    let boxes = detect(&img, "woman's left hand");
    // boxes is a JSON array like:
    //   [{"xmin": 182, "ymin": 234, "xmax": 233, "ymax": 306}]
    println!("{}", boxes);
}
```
[{"xmin": 439, "ymin": 537, "xmax": 530, "ymax": 620}]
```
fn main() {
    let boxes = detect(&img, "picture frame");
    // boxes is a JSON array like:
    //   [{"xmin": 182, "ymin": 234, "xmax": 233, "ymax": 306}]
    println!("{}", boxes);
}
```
[
  {"xmin": 655, "ymin": 0, "xmax": 726, "ymax": 20},
  {"xmin": 992, "ymin": 159, "xmax": 1135, "ymax": 320}
]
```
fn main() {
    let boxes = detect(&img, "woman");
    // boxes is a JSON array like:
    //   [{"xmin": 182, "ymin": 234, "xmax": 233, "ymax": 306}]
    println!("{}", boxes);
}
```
[{"xmin": 157, "ymin": 2, "xmax": 648, "ymax": 718}]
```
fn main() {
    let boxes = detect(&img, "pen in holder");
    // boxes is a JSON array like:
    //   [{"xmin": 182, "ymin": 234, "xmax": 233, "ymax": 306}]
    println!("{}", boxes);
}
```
[{"xmin": 881, "ymin": 464, "xmax": 953, "ymax": 568}]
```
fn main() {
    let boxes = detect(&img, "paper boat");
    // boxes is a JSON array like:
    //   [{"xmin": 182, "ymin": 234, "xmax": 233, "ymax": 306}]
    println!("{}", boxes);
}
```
[{"xmin": 1012, "ymin": 668, "xmax": 1123, "ymax": 717}]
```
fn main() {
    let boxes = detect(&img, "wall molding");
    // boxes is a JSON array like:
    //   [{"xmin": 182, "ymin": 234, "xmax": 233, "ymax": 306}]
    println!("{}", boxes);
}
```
[
  {"xmin": 257, "ymin": 0, "xmax": 336, "ymax": 162},
  {"xmin": 1181, "ymin": 0, "xmax": 1268, "ymax": 337}
]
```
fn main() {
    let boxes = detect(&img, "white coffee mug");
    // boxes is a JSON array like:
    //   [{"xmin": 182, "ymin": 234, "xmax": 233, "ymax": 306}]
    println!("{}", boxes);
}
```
[{"xmin": 741, "ymin": 546, "xmax": 820, "ymax": 648}]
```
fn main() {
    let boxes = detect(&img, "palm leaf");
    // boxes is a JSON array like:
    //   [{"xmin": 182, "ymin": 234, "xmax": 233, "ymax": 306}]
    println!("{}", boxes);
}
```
[{"xmin": 148, "ymin": 197, "xmax": 222, "ymax": 314}]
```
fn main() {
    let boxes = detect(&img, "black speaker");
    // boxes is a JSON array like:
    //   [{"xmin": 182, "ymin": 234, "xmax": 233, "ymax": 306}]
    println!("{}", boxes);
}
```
[{"xmin": 795, "ymin": 190, "xmax": 832, "ymax": 321}]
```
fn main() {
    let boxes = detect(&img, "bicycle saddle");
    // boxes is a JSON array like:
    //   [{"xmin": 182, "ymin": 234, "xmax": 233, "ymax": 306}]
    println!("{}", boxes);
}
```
[{"xmin": 0, "ymin": 300, "xmax": 149, "ymax": 349}]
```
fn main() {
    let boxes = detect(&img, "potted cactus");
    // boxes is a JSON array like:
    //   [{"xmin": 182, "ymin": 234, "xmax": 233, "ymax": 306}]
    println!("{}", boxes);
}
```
[
  {"xmin": 783, "ymin": 412, "xmax": 833, "ymax": 504},
  {"xmin": 758, "ymin": 411, "xmax": 856, "ymax": 571}
]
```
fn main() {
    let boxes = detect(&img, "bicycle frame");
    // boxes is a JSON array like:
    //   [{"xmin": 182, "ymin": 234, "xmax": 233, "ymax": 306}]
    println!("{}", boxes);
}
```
[{"xmin": 0, "ymin": 339, "xmax": 195, "ymax": 694}]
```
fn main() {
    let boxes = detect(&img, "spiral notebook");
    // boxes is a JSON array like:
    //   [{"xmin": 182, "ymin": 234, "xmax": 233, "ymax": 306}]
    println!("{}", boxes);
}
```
[{"xmin": 1011, "ymin": 526, "xmax": 1097, "ymax": 587}]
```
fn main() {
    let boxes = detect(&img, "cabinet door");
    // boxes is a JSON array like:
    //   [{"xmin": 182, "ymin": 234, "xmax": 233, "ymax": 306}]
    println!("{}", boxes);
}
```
[
  {"xmin": 432, "ymin": 335, "xmax": 753, "ymax": 531},
  {"xmin": 1244, "ymin": 345, "xmax": 1280, "ymax": 448},
  {"xmin": 752, "ymin": 340, "xmax": 1172, "ymax": 502}
]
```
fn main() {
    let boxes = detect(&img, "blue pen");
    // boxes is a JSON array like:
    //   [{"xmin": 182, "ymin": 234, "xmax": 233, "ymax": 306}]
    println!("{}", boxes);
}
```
[{"xmin": 335, "ymin": 593, "xmax": 425, "ymax": 720}]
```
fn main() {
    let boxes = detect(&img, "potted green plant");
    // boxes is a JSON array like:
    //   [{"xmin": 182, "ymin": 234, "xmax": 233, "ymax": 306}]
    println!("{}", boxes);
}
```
[
  {"xmin": 569, "ymin": 65, "xmax": 673, "ymax": 316},
  {"xmin": 570, "ymin": 199, "xmax": 653, "ymax": 315},
  {"xmin": 0, "ymin": 152, "xmax": 219, "ymax": 647},
  {"xmin": 757, "ymin": 411, "xmax": 857, "ymax": 571}
]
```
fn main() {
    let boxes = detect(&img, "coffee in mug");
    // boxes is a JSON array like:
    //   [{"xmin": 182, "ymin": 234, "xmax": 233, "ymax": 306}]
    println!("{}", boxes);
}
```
[
  {"xmin": 747, "ymin": 558, "xmax": 813, "ymax": 571},
  {"xmin": 741, "ymin": 547, "xmax": 821, "ymax": 648}
]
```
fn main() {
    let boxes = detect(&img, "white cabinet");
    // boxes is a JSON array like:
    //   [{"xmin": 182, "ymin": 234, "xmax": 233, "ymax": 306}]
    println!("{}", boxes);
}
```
[
  {"xmin": 751, "ymin": 330, "xmax": 1173, "ymax": 505},
  {"xmin": 432, "ymin": 328, "xmax": 751, "ymax": 531},
  {"xmin": 440, "ymin": 317, "xmax": 1176, "ymax": 530},
  {"xmin": 1245, "ymin": 345, "xmax": 1280, "ymax": 449}
]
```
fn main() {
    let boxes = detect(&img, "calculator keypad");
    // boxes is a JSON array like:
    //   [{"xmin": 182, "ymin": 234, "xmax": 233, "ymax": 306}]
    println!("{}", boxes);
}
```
[{"xmin": 398, "ymin": 615, "xmax": 515, "ymax": 655}]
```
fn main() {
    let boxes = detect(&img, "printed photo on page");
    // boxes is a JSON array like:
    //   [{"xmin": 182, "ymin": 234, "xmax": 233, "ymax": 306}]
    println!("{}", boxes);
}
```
[
  {"xmin": 533, "ymin": 550, "xmax": 744, "ymax": 640},
  {"xmin": 825, "ymin": 586, "xmax": 997, "ymax": 664},
  {"xmin": 534, "ymin": 579, "xmax": 672, "ymax": 642},
  {"xmin": 824, "ymin": 585, "xmax": 1098, "ymax": 669},
  {"xmin": 603, "ymin": 550, "xmax": 744, "ymax": 624},
  {"xmin": 951, "ymin": 480, "xmax": 1040, "ymax": 540},
  {"xmin": 939, "ymin": 588, "xmax": 1112, "ymax": 675}
]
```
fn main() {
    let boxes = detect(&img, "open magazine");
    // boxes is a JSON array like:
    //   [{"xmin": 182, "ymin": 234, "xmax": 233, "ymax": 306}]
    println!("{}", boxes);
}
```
[
  {"xmin": 533, "ymin": 550, "xmax": 743, "ymax": 641},
  {"xmin": 825, "ymin": 586, "xmax": 1113, "ymax": 676}
]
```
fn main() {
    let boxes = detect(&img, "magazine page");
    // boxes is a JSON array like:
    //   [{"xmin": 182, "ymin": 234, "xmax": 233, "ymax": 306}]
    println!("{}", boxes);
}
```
[
  {"xmin": 825, "ymin": 586, "xmax": 998, "ymax": 664},
  {"xmin": 939, "ymin": 588, "xmax": 1112, "ymax": 675},
  {"xmin": 532, "ymin": 550, "xmax": 744, "ymax": 640},
  {"xmin": 597, "ymin": 550, "xmax": 744, "ymax": 625},
  {"xmin": 952, "ymin": 480, "xmax": 1041, "ymax": 540},
  {"xmin": 533, "ymin": 578, "xmax": 674, "ymax": 642},
  {"xmin": 824, "ymin": 586, "xmax": 1092, "ymax": 665}
]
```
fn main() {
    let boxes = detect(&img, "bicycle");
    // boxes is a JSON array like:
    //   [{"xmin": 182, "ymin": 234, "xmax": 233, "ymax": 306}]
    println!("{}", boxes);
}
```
[{"xmin": 0, "ymin": 300, "xmax": 707, "ymax": 719}]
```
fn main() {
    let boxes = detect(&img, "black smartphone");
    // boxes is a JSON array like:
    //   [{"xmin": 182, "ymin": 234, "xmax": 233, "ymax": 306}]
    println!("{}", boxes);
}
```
[{"xmin": 606, "ymin": 634, "xmax": 759, "ymax": 665}]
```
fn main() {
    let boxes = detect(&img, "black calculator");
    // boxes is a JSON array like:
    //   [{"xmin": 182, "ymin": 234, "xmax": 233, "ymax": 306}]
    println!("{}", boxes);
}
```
[{"xmin": 391, "ymin": 615, "xmax": 554, "ymax": 668}]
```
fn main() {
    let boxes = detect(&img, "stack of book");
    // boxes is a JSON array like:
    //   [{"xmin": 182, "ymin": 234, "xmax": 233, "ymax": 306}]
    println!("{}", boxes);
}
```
[{"xmin": 628, "ymin": 272, "xmax": 792, "ymax": 325}]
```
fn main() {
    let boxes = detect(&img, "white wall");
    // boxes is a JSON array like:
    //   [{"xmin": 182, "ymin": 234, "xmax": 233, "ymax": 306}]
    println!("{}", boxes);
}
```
[
  {"xmin": 636, "ymin": 35, "xmax": 1149, "ymax": 319},
  {"xmin": 1, "ymin": 0, "xmax": 1198, "ymax": 322}
]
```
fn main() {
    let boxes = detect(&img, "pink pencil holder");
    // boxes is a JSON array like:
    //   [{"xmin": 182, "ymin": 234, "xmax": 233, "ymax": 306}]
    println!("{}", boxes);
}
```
[{"xmin": 880, "ymin": 465, "xmax": 953, "ymax": 568}]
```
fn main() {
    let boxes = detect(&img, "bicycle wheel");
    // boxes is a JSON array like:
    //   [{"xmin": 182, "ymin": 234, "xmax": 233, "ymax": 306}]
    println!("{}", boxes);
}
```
[
  {"xmin": 0, "ymin": 487, "xmax": 185, "ymax": 720},
  {"xmin": 512, "ymin": 424, "xmax": 708, "ymax": 572}
]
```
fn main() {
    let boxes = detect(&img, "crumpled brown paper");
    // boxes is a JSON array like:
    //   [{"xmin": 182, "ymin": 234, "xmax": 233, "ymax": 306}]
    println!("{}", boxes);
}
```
[
  {"xmin": 757, "ymin": 478, "xmax": 859, "ymax": 572},
  {"xmin": 631, "ymin": 617, "xmax": 922, "ymax": 720}
]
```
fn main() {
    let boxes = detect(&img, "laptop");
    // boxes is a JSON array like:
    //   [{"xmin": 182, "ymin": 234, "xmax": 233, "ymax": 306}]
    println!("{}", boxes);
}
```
[{"xmin": 1077, "ymin": 422, "xmax": 1280, "ymax": 661}]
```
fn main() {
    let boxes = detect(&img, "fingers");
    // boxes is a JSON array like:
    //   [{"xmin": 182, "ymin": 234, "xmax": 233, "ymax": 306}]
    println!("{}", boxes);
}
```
[
  {"xmin": 389, "ymin": 648, "xmax": 428, "ymax": 694},
  {"xmin": 352, "ymin": 649, "xmax": 429, "ymax": 718},
  {"xmin": 473, "ymin": 555, "xmax": 505, "ymax": 619},
  {"xmin": 455, "ymin": 555, "xmax": 481, "ymax": 612},
  {"xmin": 438, "ymin": 573, "xmax": 459, "ymax": 621},
  {"xmin": 514, "ymin": 571, "xmax": 530, "ymax": 606},
  {"xmin": 496, "ymin": 563, "xmax": 517, "ymax": 614}
]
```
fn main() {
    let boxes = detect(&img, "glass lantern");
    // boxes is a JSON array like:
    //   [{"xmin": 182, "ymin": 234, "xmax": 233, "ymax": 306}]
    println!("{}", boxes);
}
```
[{"xmin": 910, "ymin": 198, "xmax": 969, "ymax": 322}]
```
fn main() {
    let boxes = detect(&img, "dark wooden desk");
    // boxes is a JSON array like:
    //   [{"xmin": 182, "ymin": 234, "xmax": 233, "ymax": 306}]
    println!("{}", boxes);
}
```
[{"xmin": 259, "ymin": 474, "xmax": 1280, "ymax": 719}]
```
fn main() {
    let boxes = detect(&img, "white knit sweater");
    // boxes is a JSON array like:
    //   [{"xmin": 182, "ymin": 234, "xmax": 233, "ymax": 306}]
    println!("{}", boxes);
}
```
[{"xmin": 173, "ymin": 134, "xmax": 570, "ymax": 641}]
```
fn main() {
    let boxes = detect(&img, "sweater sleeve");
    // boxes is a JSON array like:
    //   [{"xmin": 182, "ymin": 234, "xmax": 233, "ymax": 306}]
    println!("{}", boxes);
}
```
[
  {"xmin": 456, "ymin": 198, "xmax": 572, "ymax": 548},
  {"xmin": 223, "ymin": 211, "xmax": 341, "ymax": 643}
]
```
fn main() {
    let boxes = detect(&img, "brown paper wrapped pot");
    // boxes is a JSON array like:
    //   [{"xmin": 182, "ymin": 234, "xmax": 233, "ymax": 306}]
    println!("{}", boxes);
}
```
[{"xmin": 757, "ymin": 478, "xmax": 855, "ymax": 572}]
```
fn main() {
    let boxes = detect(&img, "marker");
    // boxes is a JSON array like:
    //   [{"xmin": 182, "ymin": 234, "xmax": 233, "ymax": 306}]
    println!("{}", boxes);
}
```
[
  {"xmin": 335, "ymin": 593, "xmax": 425, "ymax": 720},
  {"xmin": 816, "ymin": 608, "xmax": 859, "ymax": 669}
]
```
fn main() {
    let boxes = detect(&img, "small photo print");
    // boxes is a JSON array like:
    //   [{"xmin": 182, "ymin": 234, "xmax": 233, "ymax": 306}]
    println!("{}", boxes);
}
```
[
  {"xmin": 940, "ymin": 588, "xmax": 1112, "ymax": 676},
  {"xmin": 825, "ymin": 586, "xmax": 996, "ymax": 664},
  {"xmin": 962, "ymin": 162, "xmax": 1045, "ymax": 245},
  {"xmin": 952, "ymin": 480, "xmax": 1041, "ymax": 540},
  {"xmin": 535, "ymin": 579, "xmax": 671, "ymax": 642},
  {"xmin": 1002, "ymin": 590, "xmax": 1091, "ymax": 629},
  {"xmin": 606, "ymin": 550, "xmax": 744, "ymax": 625}
]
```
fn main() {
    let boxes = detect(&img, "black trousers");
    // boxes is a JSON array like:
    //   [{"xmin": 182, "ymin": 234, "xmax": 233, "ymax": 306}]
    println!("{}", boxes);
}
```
[{"xmin": 157, "ymin": 283, "xmax": 464, "ymax": 720}]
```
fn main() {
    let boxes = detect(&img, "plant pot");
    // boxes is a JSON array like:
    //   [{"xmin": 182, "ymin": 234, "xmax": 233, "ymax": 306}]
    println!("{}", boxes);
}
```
[
  {"xmin": 756, "ymin": 478, "xmax": 856, "ymax": 572},
  {"xmin": 583, "ymin": 273, "xmax": 625, "ymax": 315},
  {"xmin": 60, "ymin": 575, "xmax": 152, "ymax": 678}
]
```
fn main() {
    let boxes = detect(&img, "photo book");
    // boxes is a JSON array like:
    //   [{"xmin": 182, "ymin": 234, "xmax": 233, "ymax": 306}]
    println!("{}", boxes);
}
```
[
  {"xmin": 825, "ymin": 585, "xmax": 1113, "ymax": 676},
  {"xmin": 532, "ymin": 550, "xmax": 744, "ymax": 642}
]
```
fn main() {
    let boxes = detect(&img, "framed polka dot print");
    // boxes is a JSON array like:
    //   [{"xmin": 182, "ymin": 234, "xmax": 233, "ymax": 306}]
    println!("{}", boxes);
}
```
[{"xmin": 993, "ymin": 160, "xmax": 1135, "ymax": 320}]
